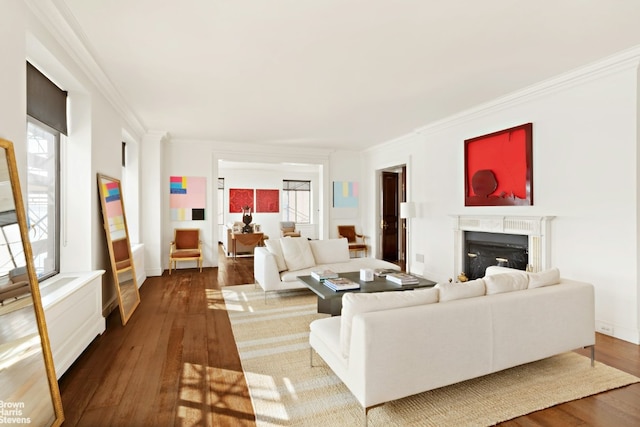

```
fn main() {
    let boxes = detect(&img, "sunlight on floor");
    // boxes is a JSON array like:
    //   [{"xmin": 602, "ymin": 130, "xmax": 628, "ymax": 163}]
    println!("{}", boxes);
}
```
[
  {"xmin": 206, "ymin": 288, "xmax": 256, "ymax": 312},
  {"xmin": 244, "ymin": 371, "xmax": 289, "ymax": 423},
  {"xmin": 177, "ymin": 362, "xmax": 258, "ymax": 425}
]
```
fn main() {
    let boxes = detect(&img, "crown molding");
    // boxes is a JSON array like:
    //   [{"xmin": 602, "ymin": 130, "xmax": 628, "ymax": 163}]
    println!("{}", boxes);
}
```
[
  {"xmin": 382, "ymin": 45, "xmax": 640, "ymax": 145},
  {"xmin": 24, "ymin": 0, "xmax": 147, "ymax": 140}
]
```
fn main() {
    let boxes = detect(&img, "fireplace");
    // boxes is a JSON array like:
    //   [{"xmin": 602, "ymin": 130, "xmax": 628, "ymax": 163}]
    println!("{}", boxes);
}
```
[
  {"xmin": 464, "ymin": 231, "xmax": 528, "ymax": 279},
  {"xmin": 452, "ymin": 215, "xmax": 554, "ymax": 279}
]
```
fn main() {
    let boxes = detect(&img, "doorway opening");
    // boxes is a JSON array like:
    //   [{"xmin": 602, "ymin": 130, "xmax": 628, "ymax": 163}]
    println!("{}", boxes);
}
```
[{"xmin": 379, "ymin": 165, "xmax": 406, "ymax": 268}]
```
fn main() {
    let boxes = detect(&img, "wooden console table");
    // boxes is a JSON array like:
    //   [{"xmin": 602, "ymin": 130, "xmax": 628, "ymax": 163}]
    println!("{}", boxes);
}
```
[{"xmin": 231, "ymin": 232, "xmax": 264, "ymax": 259}]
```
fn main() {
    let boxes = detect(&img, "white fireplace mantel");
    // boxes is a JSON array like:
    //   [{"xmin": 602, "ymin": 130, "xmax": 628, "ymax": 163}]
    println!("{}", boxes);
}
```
[{"xmin": 451, "ymin": 215, "xmax": 555, "ymax": 276}]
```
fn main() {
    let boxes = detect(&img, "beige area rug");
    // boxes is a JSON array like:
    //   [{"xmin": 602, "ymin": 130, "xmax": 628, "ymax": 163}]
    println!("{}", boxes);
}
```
[{"xmin": 222, "ymin": 284, "xmax": 640, "ymax": 427}]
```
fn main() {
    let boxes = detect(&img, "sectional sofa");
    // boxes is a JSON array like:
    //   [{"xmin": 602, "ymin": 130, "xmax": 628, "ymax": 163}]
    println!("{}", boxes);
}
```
[
  {"xmin": 254, "ymin": 237, "xmax": 400, "ymax": 298},
  {"xmin": 309, "ymin": 266, "xmax": 596, "ymax": 422}
]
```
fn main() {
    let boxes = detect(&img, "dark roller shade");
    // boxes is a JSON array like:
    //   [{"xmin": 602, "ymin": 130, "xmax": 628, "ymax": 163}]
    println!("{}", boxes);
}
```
[{"xmin": 27, "ymin": 62, "xmax": 68, "ymax": 135}]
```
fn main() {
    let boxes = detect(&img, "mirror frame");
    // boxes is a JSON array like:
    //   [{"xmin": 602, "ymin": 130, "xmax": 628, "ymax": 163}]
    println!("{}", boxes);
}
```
[
  {"xmin": 97, "ymin": 174, "xmax": 140, "ymax": 325},
  {"xmin": 0, "ymin": 138, "xmax": 64, "ymax": 425}
]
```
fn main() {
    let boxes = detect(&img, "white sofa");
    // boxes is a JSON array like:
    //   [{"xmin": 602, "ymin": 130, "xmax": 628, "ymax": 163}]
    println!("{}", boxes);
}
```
[
  {"xmin": 254, "ymin": 237, "xmax": 400, "ymax": 297},
  {"xmin": 309, "ymin": 266, "xmax": 595, "ymax": 422}
]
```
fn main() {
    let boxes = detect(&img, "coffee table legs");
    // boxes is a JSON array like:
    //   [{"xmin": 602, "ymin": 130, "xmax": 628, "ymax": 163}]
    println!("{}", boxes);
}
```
[{"xmin": 317, "ymin": 295, "xmax": 344, "ymax": 316}]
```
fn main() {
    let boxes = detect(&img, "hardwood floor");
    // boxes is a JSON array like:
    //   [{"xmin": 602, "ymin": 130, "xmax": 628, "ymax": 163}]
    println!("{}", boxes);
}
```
[{"xmin": 58, "ymin": 246, "xmax": 640, "ymax": 426}]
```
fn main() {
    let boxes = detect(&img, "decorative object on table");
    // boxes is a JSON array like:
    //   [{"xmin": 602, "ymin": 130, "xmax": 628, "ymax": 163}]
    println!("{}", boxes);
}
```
[
  {"xmin": 169, "ymin": 176, "xmax": 206, "ymax": 220},
  {"xmin": 374, "ymin": 268, "xmax": 397, "ymax": 277},
  {"xmin": 360, "ymin": 268, "xmax": 374, "ymax": 282},
  {"xmin": 457, "ymin": 272, "xmax": 469, "ymax": 282},
  {"xmin": 253, "ymin": 224, "xmax": 261, "ymax": 232},
  {"xmin": 323, "ymin": 277, "xmax": 360, "ymax": 291},
  {"xmin": 333, "ymin": 181, "xmax": 359, "ymax": 208},
  {"xmin": 255, "ymin": 189, "xmax": 279, "ymax": 213},
  {"xmin": 400, "ymin": 201, "xmax": 416, "ymax": 272},
  {"xmin": 241, "ymin": 205, "xmax": 253, "ymax": 233},
  {"xmin": 386, "ymin": 272, "xmax": 420, "ymax": 285},
  {"xmin": 465, "ymin": 122, "xmax": 533, "ymax": 206},
  {"xmin": 311, "ymin": 269, "xmax": 339, "ymax": 281},
  {"xmin": 229, "ymin": 188, "xmax": 254, "ymax": 213}
]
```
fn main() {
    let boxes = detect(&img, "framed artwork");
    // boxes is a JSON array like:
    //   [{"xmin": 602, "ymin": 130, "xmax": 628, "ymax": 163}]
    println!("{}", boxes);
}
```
[
  {"xmin": 170, "ymin": 176, "xmax": 206, "ymax": 220},
  {"xmin": 464, "ymin": 123, "xmax": 533, "ymax": 206},
  {"xmin": 229, "ymin": 188, "xmax": 254, "ymax": 213},
  {"xmin": 333, "ymin": 181, "xmax": 359, "ymax": 208},
  {"xmin": 256, "ymin": 189, "xmax": 279, "ymax": 213}
]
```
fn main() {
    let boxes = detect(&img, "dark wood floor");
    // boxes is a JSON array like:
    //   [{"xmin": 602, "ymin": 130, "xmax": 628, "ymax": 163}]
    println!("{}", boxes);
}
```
[{"xmin": 58, "ymin": 245, "xmax": 640, "ymax": 426}]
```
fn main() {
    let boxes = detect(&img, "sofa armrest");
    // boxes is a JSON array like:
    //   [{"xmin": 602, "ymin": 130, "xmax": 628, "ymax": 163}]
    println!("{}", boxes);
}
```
[{"xmin": 254, "ymin": 247, "xmax": 282, "ymax": 291}]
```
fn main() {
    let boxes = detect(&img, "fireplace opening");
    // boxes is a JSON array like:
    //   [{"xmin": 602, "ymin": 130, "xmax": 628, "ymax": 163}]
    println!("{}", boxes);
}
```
[{"xmin": 464, "ymin": 231, "xmax": 528, "ymax": 280}]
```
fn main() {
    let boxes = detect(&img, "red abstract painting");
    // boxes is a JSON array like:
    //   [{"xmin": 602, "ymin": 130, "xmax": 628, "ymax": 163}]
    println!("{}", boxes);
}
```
[
  {"xmin": 465, "ymin": 123, "xmax": 533, "ymax": 206},
  {"xmin": 229, "ymin": 188, "xmax": 254, "ymax": 213},
  {"xmin": 256, "ymin": 189, "xmax": 279, "ymax": 213}
]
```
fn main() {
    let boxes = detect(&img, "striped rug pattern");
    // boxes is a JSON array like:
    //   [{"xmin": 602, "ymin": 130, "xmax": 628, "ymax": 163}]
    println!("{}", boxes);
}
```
[{"xmin": 223, "ymin": 284, "xmax": 639, "ymax": 426}]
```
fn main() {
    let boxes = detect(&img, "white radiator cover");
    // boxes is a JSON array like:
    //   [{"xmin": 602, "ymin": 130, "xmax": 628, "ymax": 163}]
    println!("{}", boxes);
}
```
[
  {"xmin": 41, "ymin": 270, "xmax": 106, "ymax": 379},
  {"xmin": 452, "ymin": 215, "xmax": 555, "ymax": 276}
]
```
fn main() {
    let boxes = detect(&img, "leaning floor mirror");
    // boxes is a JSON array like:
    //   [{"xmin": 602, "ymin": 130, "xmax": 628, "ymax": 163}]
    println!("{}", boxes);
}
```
[
  {"xmin": 0, "ymin": 138, "xmax": 64, "ymax": 425},
  {"xmin": 97, "ymin": 174, "xmax": 140, "ymax": 325}
]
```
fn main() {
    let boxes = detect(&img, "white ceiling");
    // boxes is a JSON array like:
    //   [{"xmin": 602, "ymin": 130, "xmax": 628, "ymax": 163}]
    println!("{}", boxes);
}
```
[{"xmin": 57, "ymin": 0, "xmax": 640, "ymax": 150}]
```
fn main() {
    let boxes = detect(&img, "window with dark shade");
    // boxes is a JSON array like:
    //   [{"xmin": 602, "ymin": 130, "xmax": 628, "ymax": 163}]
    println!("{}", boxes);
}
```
[{"xmin": 26, "ymin": 62, "xmax": 68, "ymax": 135}]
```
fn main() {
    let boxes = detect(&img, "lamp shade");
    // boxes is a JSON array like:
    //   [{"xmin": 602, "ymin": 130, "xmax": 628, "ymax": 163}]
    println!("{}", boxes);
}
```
[{"xmin": 400, "ymin": 202, "xmax": 416, "ymax": 219}]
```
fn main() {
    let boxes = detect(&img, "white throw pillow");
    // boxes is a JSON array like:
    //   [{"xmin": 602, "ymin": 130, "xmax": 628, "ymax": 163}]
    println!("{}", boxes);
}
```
[
  {"xmin": 264, "ymin": 239, "xmax": 287, "ymax": 272},
  {"xmin": 485, "ymin": 265, "xmax": 522, "ymax": 276},
  {"xmin": 280, "ymin": 237, "xmax": 316, "ymax": 271},
  {"xmin": 484, "ymin": 272, "xmax": 529, "ymax": 295},
  {"xmin": 436, "ymin": 279, "xmax": 486, "ymax": 302},
  {"xmin": 527, "ymin": 268, "xmax": 560, "ymax": 289},
  {"xmin": 340, "ymin": 288, "xmax": 439, "ymax": 358},
  {"xmin": 309, "ymin": 238, "xmax": 350, "ymax": 264}
]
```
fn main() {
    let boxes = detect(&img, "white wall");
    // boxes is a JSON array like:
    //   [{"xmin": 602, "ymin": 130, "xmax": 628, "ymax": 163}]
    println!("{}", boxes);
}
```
[
  {"xmin": 329, "ymin": 150, "xmax": 367, "ymax": 239},
  {"xmin": 366, "ymin": 53, "xmax": 640, "ymax": 344},
  {"xmin": 160, "ymin": 140, "xmax": 332, "ymax": 270},
  {"xmin": 0, "ymin": 2, "xmax": 145, "ymax": 314},
  {"xmin": 0, "ymin": 2, "xmax": 26, "ymax": 167}
]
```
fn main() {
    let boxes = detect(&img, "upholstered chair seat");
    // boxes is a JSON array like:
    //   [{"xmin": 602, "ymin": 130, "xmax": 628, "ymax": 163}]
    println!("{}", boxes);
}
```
[{"xmin": 169, "ymin": 228, "xmax": 203, "ymax": 274}]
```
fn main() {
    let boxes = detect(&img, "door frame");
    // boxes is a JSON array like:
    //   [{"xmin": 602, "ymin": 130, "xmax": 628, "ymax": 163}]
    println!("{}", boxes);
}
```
[{"xmin": 377, "ymin": 164, "xmax": 407, "ymax": 264}]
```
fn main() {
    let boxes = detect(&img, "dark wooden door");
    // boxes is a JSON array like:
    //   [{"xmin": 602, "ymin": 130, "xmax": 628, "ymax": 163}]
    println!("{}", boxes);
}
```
[{"xmin": 381, "ymin": 171, "xmax": 399, "ymax": 261}]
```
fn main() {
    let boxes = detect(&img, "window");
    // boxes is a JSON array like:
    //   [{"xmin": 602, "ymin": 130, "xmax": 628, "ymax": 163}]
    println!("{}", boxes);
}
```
[
  {"xmin": 217, "ymin": 178, "xmax": 224, "ymax": 225},
  {"xmin": 282, "ymin": 180, "xmax": 311, "ymax": 224},
  {"xmin": 26, "ymin": 119, "xmax": 60, "ymax": 279},
  {"xmin": 26, "ymin": 61, "xmax": 66, "ymax": 281}
]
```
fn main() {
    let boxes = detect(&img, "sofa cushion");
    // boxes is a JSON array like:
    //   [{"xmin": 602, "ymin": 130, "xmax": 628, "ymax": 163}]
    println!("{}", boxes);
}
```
[
  {"xmin": 484, "ymin": 272, "xmax": 529, "ymax": 295},
  {"xmin": 485, "ymin": 265, "xmax": 523, "ymax": 276},
  {"xmin": 527, "ymin": 268, "xmax": 560, "ymax": 289},
  {"xmin": 436, "ymin": 279, "xmax": 486, "ymax": 302},
  {"xmin": 340, "ymin": 288, "xmax": 439, "ymax": 357},
  {"xmin": 309, "ymin": 238, "xmax": 350, "ymax": 264},
  {"xmin": 265, "ymin": 239, "xmax": 287, "ymax": 272},
  {"xmin": 280, "ymin": 237, "xmax": 316, "ymax": 271}
]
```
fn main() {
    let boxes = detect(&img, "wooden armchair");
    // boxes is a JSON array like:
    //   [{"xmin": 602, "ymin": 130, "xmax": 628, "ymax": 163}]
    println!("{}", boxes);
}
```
[
  {"xmin": 169, "ymin": 228, "xmax": 202, "ymax": 274},
  {"xmin": 337, "ymin": 225, "xmax": 368, "ymax": 257}
]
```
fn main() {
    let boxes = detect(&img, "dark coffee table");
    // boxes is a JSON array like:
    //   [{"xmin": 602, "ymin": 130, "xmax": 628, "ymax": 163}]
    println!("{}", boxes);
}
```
[{"xmin": 298, "ymin": 271, "xmax": 436, "ymax": 316}]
